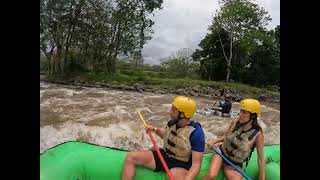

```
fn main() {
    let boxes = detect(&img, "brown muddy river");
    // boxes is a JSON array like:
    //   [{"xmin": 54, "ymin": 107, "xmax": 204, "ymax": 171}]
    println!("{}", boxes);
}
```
[{"xmin": 40, "ymin": 81, "xmax": 280, "ymax": 153}]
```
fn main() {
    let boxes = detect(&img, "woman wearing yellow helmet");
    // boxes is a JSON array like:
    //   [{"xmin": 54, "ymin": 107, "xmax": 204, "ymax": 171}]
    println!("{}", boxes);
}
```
[
  {"xmin": 202, "ymin": 99, "xmax": 265, "ymax": 180},
  {"xmin": 122, "ymin": 96, "xmax": 205, "ymax": 180}
]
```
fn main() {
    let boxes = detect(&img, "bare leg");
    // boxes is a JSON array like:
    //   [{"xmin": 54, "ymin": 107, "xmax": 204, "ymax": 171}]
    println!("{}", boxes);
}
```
[
  {"xmin": 121, "ymin": 150, "xmax": 156, "ymax": 180},
  {"xmin": 223, "ymin": 165, "xmax": 243, "ymax": 180},
  {"xmin": 202, "ymin": 153, "xmax": 223, "ymax": 180},
  {"xmin": 170, "ymin": 167, "xmax": 189, "ymax": 180}
]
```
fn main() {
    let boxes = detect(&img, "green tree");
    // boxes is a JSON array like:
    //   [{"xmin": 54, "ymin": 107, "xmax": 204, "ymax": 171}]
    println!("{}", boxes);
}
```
[
  {"xmin": 40, "ymin": 0, "xmax": 163, "ymax": 75},
  {"xmin": 242, "ymin": 25, "xmax": 280, "ymax": 87},
  {"xmin": 161, "ymin": 48, "xmax": 199, "ymax": 78},
  {"xmin": 192, "ymin": 27, "xmax": 229, "ymax": 81},
  {"xmin": 214, "ymin": 0, "xmax": 271, "ymax": 82}
]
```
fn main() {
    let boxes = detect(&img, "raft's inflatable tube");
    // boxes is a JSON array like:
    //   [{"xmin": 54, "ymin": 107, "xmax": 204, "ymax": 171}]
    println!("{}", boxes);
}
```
[
  {"xmin": 265, "ymin": 162, "xmax": 280, "ymax": 180},
  {"xmin": 40, "ymin": 141, "xmax": 280, "ymax": 180}
]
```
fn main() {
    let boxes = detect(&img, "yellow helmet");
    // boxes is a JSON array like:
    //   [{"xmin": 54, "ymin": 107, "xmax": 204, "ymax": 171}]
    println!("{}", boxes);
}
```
[
  {"xmin": 172, "ymin": 96, "xmax": 197, "ymax": 119},
  {"xmin": 239, "ymin": 98, "xmax": 262, "ymax": 117}
]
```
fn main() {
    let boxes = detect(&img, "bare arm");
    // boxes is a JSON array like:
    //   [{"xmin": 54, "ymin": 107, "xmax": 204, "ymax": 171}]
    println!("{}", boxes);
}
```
[
  {"xmin": 207, "ymin": 136, "xmax": 225, "ymax": 146},
  {"xmin": 224, "ymin": 119, "xmax": 237, "ymax": 135},
  {"xmin": 145, "ymin": 124, "xmax": 166, "ymax": 139},
  {"xmin": 207, "ymin": 120, "xmax": 236, "ymax": 147},
  {"xmin": 256, "ymin": 132, "xmax": 265, "ymax": 180},
  {"xmin": 155, "ymin": 127, "xmax": 166, "ymax": 139},
  {"xmin": 184, "ymin": 151, "xmax": 203, "ymax": 180}
]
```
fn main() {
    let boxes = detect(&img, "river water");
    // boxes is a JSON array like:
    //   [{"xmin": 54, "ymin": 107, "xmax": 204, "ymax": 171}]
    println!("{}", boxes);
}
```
[{"xmin": 40, "ymin": 81, "xmax": 280, "ymax": 153}]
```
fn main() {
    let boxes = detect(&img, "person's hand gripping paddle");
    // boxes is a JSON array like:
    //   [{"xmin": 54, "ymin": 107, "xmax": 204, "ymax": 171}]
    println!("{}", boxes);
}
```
[{"xmin": 136, "ymin": 111, "xmax": 174, "ymax": 180}]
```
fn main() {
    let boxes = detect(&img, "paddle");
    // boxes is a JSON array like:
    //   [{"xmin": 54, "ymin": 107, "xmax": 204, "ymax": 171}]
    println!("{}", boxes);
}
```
[
  {"xmin": 211, "ymin": 89, "xmax": 224, "ymax": 108},
  {"xmin": 212, "ymin": 101, "xmax": 218, "ymax": 107},
  {"xmin": 210, "ymin": 147, "xmax": 252, "ymax": 180},
  {"xmin": 136, "ymin": 111, "xmax": 174, "ymax": 180},
  {"xmin": 211, "ymin": 101, "xmax": 218, "ymax": 108}
]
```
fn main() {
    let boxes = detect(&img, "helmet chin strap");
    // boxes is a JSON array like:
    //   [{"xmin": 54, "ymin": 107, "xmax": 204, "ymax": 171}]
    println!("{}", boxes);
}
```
[{"xmin": 171, "ymin": 111, "xmax": 184, "ymax": 126}]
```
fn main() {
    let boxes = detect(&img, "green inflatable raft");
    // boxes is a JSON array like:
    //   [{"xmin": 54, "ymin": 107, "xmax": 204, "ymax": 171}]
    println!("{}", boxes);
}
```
[{"xmin": 40, "ymin": 141, "xmax": 280, "ymax": 180}]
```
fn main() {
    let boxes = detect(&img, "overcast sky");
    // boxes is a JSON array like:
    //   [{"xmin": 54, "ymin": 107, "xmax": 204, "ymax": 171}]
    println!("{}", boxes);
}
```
[{"xmin": 142, "ymin": 0, "xmax": 280, "ymax": 64}]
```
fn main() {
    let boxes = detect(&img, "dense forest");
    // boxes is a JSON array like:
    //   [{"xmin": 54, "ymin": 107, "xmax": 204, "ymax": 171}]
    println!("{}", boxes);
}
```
[{"xmin": 40, "ymin": 0, "xmax": 279, "ymax": 90}]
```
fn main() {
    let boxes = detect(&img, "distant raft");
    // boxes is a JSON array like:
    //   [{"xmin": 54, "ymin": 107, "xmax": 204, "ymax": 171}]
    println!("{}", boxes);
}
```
[{"xmin": 40, "ymin": 141, "xmax": 280, "ymax": 180}]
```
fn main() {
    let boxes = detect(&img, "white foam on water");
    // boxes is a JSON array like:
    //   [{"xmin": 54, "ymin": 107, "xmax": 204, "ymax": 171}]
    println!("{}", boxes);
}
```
[
  {"xmin": 40, "ymin": 82, "xmax": 51, "ymax": 89},
  {"xmin": 257, "ymin": 118, "xmax": 267, "ymax": 131},
  {"xmin": 263, "ymin": 106, "xmax": 280, "ymax": 113},
  {"xmin": 148, "ymin": 115, "xmax": 162, "ymax": 121},
  {"xmin": 40, "ymin": 122, "xmax": 83, "ymax": 153},
  {"xmin": 135, "ymin": 107, "xmax": 154, "ymax": 114},
  {"xmin": 88, "ymin": 98, "xmax": 102, "ymax": 105},
  {"xmin": 162, "ymin": 104, "xmax": 172, "ymax": 108},
  {"xmin": 115, "ymin": 105, "xmax": 129, "ymax": 114},
  {"xmin": 40, "ymin": 97, "xmax": 59, "ymax": 107},
  {"xmin": 264, "ymin": 127, "xmax": 280, "ymax": 145},
  {"xmin": 40, "ymin": 120, "xmax": 162, "ymax": 153},
  {"xmin": 40, "ymin": 81, "xmax": 280, "ymax": 153},
  {"xmin": 58, "ymin": 88, "xmax": 74, "ymax": 97},
  {"xmin": 148, "ymin": 95, "xmax": 166, "ymax": 98},
  {"xmin": 91, "ymin": 112, "xmax": 113, "ymax": 119}
]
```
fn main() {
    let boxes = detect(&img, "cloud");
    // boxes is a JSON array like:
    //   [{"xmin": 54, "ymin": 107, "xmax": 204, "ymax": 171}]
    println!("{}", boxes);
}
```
[
  {"xmin": 256, "ymin": 0, "xmax": 280, "ymax": 28},
  {"xmin": 142, "ymin": 0, "xmax": 280, "ymax": 64}
]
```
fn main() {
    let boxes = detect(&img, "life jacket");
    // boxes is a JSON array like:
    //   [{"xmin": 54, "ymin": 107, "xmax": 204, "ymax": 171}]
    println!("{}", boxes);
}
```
[
  {"xmin": 221, "ymin": 119, "xmax": 261, "ymax": 166},
  {"xmin": 163, "ymin": 120, "xmax": 200, "ymax": 162}
]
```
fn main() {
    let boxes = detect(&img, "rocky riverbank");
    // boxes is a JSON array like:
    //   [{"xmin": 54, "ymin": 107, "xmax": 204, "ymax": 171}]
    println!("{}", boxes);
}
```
[{"xmin": 41, "ymin": 75, "xmax": 280, "ymax": 109}]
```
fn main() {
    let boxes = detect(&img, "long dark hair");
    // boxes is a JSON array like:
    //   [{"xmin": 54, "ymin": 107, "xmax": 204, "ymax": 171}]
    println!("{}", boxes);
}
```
[{"xmin": 250, "ymin": 113, "xmax": 262, "ymax": 131}]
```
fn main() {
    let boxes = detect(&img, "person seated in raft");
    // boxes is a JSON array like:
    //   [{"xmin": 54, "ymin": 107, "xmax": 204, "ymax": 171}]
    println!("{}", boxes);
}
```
[
  {"xmin": 122, "ymin": 96, "xmax": 205, "ymax": 180},
  {"xmin": 202, "ymin": 99, "xmax": 265, "ymax": 180},
  {"xmin": 211, "ymin": 94, "xmax": 232, "ymax": 117}
]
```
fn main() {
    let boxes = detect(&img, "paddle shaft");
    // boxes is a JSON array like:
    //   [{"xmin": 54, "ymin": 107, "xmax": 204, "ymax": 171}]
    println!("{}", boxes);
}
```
[
  {"xmin": 137, "ymin": 111, "xmax": 174, "ymax": 180},
  {"xmin": 146, "ymin": 129, "xmax": 174, "ymax": 180},
  {"xmin": 212, "ymin": 101, "xmax": 218, "ymax": 107},
  {"xmin": 211, "ymin": 147, "xmax": 252, "ymax": 180},
  {"xmin": 212, "ymin": 97, "xmax": 222, "ymax": 108}
]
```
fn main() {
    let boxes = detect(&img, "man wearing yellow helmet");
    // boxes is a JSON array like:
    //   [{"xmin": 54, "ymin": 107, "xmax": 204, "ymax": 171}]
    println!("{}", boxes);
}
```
[
  {"xmin": 202, "ymin": 99, "xmax": 265, "ymax": 180},
  {"xmin": 122, "ymin": 96, "xmax": 205, "ymax": 180}
]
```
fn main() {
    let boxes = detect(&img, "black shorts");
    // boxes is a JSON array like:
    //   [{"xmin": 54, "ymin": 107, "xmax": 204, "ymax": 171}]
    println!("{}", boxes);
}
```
[
  {"xmin": 152, "ymin": 148, "xmax": 192, "ymax": 172},
  {"xmin": 219, "ymin": 145, "xmax": 243, "ymax": 168}
]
